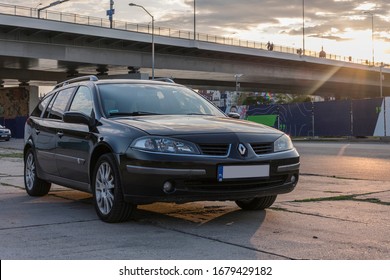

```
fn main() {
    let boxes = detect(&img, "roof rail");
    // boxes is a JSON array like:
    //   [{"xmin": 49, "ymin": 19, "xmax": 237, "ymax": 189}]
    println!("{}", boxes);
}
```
[
  {"xmin": 53, "ymin": 75, "xmax": 99, "ymax": 89},
  {"xmin": 153, "ymin": 77, "xmax": 175, "ymax": 83}
]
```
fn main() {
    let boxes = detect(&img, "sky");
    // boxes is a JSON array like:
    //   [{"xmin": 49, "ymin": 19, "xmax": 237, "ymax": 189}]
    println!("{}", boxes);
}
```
[{"xmin": 4, "ymin": 0, "xmax": 390, "ymax": 63}]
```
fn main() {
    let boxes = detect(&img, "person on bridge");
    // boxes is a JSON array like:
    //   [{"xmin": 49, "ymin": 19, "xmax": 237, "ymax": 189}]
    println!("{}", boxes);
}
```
[
  {"xmin": 266, "ymin": 41, "xmax": 274, "ymax": 51},
  {"xmin": 319, "ymin": 46, "xmax": 326, "ymax": 58}
]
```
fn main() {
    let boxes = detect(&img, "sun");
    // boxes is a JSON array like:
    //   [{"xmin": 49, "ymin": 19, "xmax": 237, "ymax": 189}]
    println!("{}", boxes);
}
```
[
  {"xmin": 323, "ymin": 29, "xmax": 374, "ymax": 63},
  {"xmin": 322, "ymin": 28, "xmax": 390, "ymax": 64}
]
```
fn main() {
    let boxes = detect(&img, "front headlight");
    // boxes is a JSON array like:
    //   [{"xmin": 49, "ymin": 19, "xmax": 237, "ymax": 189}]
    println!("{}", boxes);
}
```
[
  {"xmin": 274, "ymin": 134, "xmax": 294, "ymax": 152},
  {"xmin": 131, "ymin": 136, "xmax": 200, "ymax": 155}
]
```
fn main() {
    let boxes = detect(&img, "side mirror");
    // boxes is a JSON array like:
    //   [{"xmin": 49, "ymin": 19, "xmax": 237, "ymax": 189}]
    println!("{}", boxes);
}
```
[
  {"xmin": 63, "ymin": 111, "xmax": 95, "ymax": 128},
  {"xmin": 227, "ymin": 112, "xmax": 240, "ymax": 119}
]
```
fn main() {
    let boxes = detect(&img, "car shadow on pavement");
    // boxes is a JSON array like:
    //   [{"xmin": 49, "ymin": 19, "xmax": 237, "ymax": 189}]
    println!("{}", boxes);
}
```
[
  {"xmin": 134, "ymin": 202, "xmax": 277, "ymax": 259},
  {"xmin": 0, "ymin": 184, "xmax": 286, "ymax": 259}
]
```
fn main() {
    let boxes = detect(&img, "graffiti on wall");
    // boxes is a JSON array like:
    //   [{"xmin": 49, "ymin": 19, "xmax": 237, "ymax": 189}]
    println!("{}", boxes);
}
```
[
  {"xmin": 0, "ymin": 87, "xmax": 30, "ymax": 138},
  {"xmin": 0, "ymin": 87, "xmax": 29, "ymax": 118}
]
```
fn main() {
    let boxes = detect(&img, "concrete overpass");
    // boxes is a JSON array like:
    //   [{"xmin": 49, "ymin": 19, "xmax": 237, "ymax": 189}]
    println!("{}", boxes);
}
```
[{"xmin": 1, "ymin": 3, "xmax": 390, "ymax": 99}]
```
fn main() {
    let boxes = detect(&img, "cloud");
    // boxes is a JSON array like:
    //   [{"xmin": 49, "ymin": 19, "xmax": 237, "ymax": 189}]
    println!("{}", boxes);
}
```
[{"xmin": 2, "ymin": 0, "xmax": 390, "ymax": 52}]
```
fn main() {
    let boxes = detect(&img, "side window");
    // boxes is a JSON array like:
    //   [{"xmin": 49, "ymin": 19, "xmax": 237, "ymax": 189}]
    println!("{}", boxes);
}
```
[
  {"xmin": 31, "ymin": 94, "xmax": 54, "ymax": 117},
  {"xmin": 69, "ymin": 86, "xmax": 94, "ymax": 116},
  {"xmin": 47, "ymin": 88, "xmax": 75, "ymax": 120},
  {"xmin": 42, "ymin": 92, "xmax": 58, "ymax": 119}
]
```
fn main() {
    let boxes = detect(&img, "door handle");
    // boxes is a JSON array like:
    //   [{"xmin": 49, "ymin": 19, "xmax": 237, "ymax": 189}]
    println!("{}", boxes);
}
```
[
  {"xmin": 57, "ymin": 131, "xmax": 64, "ymax": 138},
  {"xmin": 35, "ymin": 128, "xmax": 40, "ymax": 135}
]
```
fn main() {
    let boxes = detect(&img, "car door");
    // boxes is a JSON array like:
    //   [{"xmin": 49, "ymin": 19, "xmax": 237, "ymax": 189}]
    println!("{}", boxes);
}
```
[
  {"xmin": 33, "ymin": 88, "xmax": 75, "ymax": 176},
  {"xmin": 28, "ymin": 93, "xmax": 55, "ymax": 175},
  {"xmin": 55, "ymin": 86, "xmax": 95, "ymax": 184}
]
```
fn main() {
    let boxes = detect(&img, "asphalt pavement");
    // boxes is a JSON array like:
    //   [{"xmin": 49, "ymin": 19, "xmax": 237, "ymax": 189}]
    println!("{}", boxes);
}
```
[{"xmin": 0, "ymin": 138, "xmax": 389, "ymax": 259}]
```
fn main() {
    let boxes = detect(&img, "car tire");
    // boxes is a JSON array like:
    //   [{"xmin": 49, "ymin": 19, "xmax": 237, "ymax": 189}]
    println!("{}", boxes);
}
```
[
  {"xmin": 24, "ymin": 148, "xmax": 51, "ymax": 196},
  {"xmin": 92, "ymin": 154, "xmax": 136, "ymax": 223},
  {"xmin": 235, "ymin": 195, "xmax": 277, "ymax": 210}
]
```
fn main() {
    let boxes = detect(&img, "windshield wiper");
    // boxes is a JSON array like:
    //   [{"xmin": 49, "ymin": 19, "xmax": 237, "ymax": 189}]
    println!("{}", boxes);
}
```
[
  {"xmin": 186, "ymin": 113, "xmax": 213, "ymax": 116},
  {"xmin": 109, "ymin": 111, "xmax": 161, "ymax": 117}
]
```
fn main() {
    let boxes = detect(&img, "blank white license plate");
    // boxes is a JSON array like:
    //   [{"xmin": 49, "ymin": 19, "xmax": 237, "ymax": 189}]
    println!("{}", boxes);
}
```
[{"xmin": 217, "ymin": 165, "xmax": 270, "ymax": 181}]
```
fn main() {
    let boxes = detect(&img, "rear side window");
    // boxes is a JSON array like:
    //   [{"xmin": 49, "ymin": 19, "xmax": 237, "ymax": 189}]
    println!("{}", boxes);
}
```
[
  {"xmin": 46, "ymin": 88, "xmax": 75, "ymax": 120},
  {"xmin": 31, "ymin": 94, "xmax": 54, "ymax": 117},
  {"xmin": 69, "ymin": 86, "xmax": 94, "ymax": 116}
]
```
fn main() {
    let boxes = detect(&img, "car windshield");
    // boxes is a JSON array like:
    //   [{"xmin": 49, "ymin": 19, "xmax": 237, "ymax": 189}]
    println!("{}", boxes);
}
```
[{"xmin": 97, "ymin": 83, "xmax": 225, "ymax": 118}]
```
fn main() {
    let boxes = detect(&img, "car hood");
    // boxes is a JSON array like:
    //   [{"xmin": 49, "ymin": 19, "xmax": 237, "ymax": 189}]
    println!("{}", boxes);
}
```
[{"xmin": 114, "ymin": 115, "xmax": 281, "ymax": 136}]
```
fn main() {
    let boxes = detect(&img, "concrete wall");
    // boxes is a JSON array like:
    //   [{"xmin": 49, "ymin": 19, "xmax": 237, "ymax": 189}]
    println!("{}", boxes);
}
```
[
  {"xmin": 0, "ymin": 86, "xmax": 38, "ymax": 138},
  {"xmin": 29, "ymin": 86, "xmax": 39, "ymax": 115}
]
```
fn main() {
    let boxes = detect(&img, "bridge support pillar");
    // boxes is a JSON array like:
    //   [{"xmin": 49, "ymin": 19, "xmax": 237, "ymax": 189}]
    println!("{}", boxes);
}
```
[
  {"xmin": 128, "ymin": 67, "xmax": 140, "ymax": 74},
  {"xmin": 66, "ymin": 69, "xmax": 79, "ymax": 78},
  {"xmin": 96, "ymin": 66, "xmax": 109, "ymax": 76},
  {"xmin": 19, "ymin": 80, "xmax": 29, "ymax": 87},
  {"xmin": 28, "ymin": 86, "xmax": 39, "ymax": 115}
]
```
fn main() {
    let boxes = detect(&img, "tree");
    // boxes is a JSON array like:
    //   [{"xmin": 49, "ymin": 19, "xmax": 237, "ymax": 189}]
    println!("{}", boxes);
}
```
[
  {"xmin": 274, "ymin": 93, "xmax": 291, "ymax": 104},
  {"xmin": 273, "ymin": 94, "xmax": 312, "ymax": 104},
  {"xmin": 290, "ymin": 95, "xmax": 312, "ymax": 103},
  {"xmin": 242, "ymin": 96, "xmax": 272, "ymax": 105}
]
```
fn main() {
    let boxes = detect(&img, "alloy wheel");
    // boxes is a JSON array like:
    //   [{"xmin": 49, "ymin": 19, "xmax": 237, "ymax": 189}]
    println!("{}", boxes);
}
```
[
  {"xmin": 25, "ymin": 153, "xmax": 35, "ymax": 191},
  {"xmin": 95, "ymin": 162, "xmax": 115, "ymax": 215}
]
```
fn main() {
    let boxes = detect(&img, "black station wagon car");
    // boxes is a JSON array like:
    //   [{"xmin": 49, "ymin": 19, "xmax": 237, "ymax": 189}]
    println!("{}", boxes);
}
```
[{"xmin": 24, "ymin": 76, "xmax": 299, "ymax": 223}]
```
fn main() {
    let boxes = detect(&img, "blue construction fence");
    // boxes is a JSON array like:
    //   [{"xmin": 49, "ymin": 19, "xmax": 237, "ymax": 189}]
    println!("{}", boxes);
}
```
[
  {"xmin": 0, "ymin": 116, "xmax": 28, "ymax": 139},
  {"xmin": 223, "ymin": 97, "xmax": 390, "ymax": 137},
  {"xmin": 2, "ymin": 97, "xmax": 390, "ymax": 138}
]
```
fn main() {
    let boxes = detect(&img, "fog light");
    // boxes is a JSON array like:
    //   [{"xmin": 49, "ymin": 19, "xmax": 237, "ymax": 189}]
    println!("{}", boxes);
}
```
[
  {"xmin": 291, "ymin": 175, "xmax": 296, "ymax": 184},
  {"xmin": 163, "ymin": 181, "xmax": 175, "ymax": 194}
]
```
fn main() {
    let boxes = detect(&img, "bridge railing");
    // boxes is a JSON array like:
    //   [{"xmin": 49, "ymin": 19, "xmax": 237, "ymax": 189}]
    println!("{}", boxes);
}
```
[{"xmin": 0, "ymin": 3, "xmax": 373, "ymax": 66}]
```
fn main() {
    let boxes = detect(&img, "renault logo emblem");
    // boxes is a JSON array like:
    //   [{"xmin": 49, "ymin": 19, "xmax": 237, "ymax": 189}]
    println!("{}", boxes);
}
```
[{"xmin": 238, "ymin": 143, "xmax": 247, "ymax": 156}]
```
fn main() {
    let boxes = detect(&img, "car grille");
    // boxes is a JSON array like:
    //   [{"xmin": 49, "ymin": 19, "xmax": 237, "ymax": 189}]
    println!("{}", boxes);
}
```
[
  {"xmin": 250, "ymin": 143, "xmax": 273, "ymax": 155},
  {"xmin": 180, "ymin": 175, "xmax": 288, "ymax": 192},
  {"xmin": 198, "ymin": 144, "xmax": 230, "ymax": 156}
]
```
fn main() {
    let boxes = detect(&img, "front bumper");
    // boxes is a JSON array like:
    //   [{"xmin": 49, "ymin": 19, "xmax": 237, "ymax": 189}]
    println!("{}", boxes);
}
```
[
  {"xmin": 0, "ymin": 133, "xmax": 11, "ymax": 140},
  {"xmin": 119, "ymin": 148, "xmax": 300, "ymax": 205}
]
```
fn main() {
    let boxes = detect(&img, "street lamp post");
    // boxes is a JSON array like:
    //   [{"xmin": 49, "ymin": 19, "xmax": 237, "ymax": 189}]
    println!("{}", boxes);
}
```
[
  {"xmin": 37, "ymin": 0, "xmax": 69, "ymax": 19},
  {"xmin": 129, "ymin": 3, "xmax": 155, "ymax": 79},
  {"xmin": 380, "ymin": 63, "xmax": 389, "ymax": 136},
  {"xmin": 108, "ymin": 0, "xmax": 115, "ymax": 29},
  {"xmin": 234, "ymin": 74, "xmax": 243, "ymax": 106},
  {"xmin": 302, "ymin": 0, "xmax": 305, "ymax": 56},
  {"xmin": 380, "ymin": 63, "xmax": 389, "ymax": 98},
  {"xmin": 193, "ymin": 0, "xmax": 196, "ymax": 40},
  {"xmin": 363, "ymin": 11, "xmax": 374, "ymax": 65}
]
